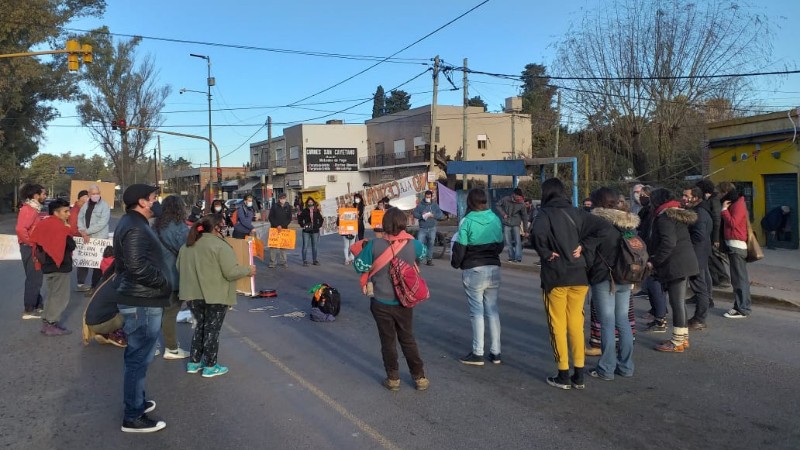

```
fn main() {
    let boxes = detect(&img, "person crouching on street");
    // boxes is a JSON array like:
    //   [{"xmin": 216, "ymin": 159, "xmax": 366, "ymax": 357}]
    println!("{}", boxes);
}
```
[
  {"xmin": 30, "ymin": 199, "xmax": 76, "ymax": 336},
  {"xmin": 178, "ymin": 214, "xmax": 255, "ymax": 378}
]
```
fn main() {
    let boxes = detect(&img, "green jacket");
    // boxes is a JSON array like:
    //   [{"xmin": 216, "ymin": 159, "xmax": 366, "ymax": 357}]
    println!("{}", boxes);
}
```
[{"xmin": 177, "ymin": 234, "xmax": 251, "ymax": 305}]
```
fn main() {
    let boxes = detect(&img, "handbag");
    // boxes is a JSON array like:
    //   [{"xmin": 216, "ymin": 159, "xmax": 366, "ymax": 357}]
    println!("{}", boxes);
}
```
[{"xmin": 745, "ymin": 221, "xmax": 764, "ymax": 263}]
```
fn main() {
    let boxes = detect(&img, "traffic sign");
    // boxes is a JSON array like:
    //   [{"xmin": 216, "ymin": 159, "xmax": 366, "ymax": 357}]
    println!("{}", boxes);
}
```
[{"xmin": 58, "ymin": 166, "xmax": 75, "ymax": 175}]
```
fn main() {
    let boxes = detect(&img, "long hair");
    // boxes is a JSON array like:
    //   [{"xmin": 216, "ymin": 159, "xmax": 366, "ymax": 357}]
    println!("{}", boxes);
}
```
[
  {"xmin": 186, "ymin": 213, "xmax": 224, "ymax": 247},
  {"xmin": 541, "ymin": 178, "xmax": 566, "ymax": 205},
  {"xmin": 353, "ymin": 192, "xmax": 365, "ymax": 216},
  {"xmin": 382, "ymin": 207, "xmax": 407, "ymax": 236},
  {"xmin": 590, "ymin": 187, "xmax": 619, "ymax": 210},
  {"xmin": 465, "ymin": 188, "xmax": 488, "ymax": 216},
  {"xmin": 154, "ymin": 195, "xmax": 187, "ymax": 230}
]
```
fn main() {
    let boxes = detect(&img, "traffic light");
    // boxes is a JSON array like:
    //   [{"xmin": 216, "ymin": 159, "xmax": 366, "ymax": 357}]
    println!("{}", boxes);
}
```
[
  {"xmin": 118, "ymin": 119, "xmax": 126, "ymax": 131},
  {"xmin": 111, "ymin": 120, "xmax": 117, "ymax": 130},
  {"xmin": 81, "ymin": 44, "xmax": 93, "ymax": 64},
  {"xmin": 66, "ymin": 39, "xmax": 79, "ymax": 71}
]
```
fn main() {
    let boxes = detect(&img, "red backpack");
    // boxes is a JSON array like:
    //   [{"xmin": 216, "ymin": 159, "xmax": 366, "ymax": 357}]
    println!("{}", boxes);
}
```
[{"xmin": 363, "ymin": 239, "xmax": 430, "ymax": 308}]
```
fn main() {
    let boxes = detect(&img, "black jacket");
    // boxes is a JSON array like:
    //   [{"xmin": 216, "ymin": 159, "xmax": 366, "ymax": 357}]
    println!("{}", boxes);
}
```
[
  {"xmin": 532, "ymin": 197, "xmax": 604, "ymax": 291},
  {"xmin": 113, "ymin": 210, "xmax": 171, "ymax": 306},
  {"xmin": 268, "ymin": 202, "xmax": 293, "ymax": 228},
  {"xmin": 584, "ymin": 208, "xmax": 641, "ymax": 285},
  {"xmin": 297, "ymin": 207, "xmax": 324, "ymax": 233},
  {"xmin": 648, "ymin": 207, "xmax": 700, "ymax": 283},
  {"xmin": 689, "ymin": 204, "xmax": 713, "ymax": 266},
  {"xmin": 699, "ymin": 195, "xmax": 722, "ymax": 245},
  {"xmin": 37, "ymin": 236, "xmax": 77, "ymax": 274}
]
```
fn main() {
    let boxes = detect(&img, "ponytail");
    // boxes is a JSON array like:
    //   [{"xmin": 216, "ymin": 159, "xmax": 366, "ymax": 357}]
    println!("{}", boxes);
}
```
[{"xmin": 186, "ymin": 214, "xmax": 224, "ymax": 247}]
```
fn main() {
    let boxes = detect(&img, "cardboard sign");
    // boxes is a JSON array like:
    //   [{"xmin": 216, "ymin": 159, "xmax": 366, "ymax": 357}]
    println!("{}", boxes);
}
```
[
  {"xmin": 225, "ymin": 237, "xmax": 255, "ymax": 296},
  {"xmin": 0, "ymin": 234, "xmax": 22, "ymax": 260},
  {"xmin": 74, "ymin": 238, "xmax": 114, "ymax": 269},
  {"xmin": 267, "ymin": 229, "xmax": 296, "ymax": 249},
  {"xmin": 370, "ymin": 209, "xmax": 385, "ymax": 228},
  {"xmin": 338, "ymin": 208, "xmax": 358, "ymax": 235}
]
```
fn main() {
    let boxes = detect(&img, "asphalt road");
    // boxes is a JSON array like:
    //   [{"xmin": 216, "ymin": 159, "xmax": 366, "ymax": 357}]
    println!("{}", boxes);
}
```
[{"xmin": 1, "ymin": 223, "xmax": 798, "ymax": 449}]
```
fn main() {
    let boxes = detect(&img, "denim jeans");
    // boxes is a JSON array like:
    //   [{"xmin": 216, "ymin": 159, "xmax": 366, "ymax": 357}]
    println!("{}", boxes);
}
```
[
  {"xmin": 591, "ymin": 281, "xmax": 634, "ymax": 378},
  {"xmin": 503, "ymin": 225, "xmax": 522, "ymax": 261},
  {"xmin": 20, "ymin": 244, "xmax": 43, "ymax": 312},
  {"xmin": 302, "ymin": 232, "xmax": 320, "ymax": 263},
  {"xmin": 728, "ymin": 248, "xmax": 751, "ymax": 314},
  {"xmin": 119, "ymin": 305, "xmax": 163, "ymax": 421},
  {"xmin": 462, "ymin": 265, "xmax": 501, "ymax": 356},
  {"xmin": 342, "ymin": 236, "xmax": 355, "ymax": 263},
  {"xmin": 417, "ymin": 227, "xmax": 437, "ymax": 262},
  {"xmin": 644, "ymin": 275, "xmax": 667, "ymax": 319}
]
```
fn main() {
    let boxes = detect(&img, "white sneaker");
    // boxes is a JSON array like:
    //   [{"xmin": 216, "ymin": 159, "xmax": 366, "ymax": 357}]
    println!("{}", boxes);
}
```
[
  {"xmin": 163, "ymin": 347, "xmax": 190, "ymax": 360},
  {"xmin": 154, "ymin": 344, "xmax": 161, "ymax": 356},
  {"xmin": 76, "ymin": 284, "xmax": 91, "ymax": 292},
  {"xmin": 22, "ymin": 312, "xmax": 41, "ymax": 320}
]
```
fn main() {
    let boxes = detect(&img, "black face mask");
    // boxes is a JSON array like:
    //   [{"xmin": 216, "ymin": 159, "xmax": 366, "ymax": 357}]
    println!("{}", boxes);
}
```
[
  {"xmin": 150, "ymin": 201, "xmax": 163, "ymax": 218},
  {"xmin": 583, "ymin": 206, "xmax": 592, "ymax": 212},
  {"xmin": 640, "ymin": 197, "xmax": 650, "ymax": 207}
]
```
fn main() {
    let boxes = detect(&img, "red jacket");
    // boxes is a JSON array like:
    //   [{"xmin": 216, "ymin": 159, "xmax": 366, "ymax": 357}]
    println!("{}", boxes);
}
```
[
  {"xmin": 15, "ymin": 203, "xmax": 41, "ymax": 245},
  {"xmin": 721, "ymin": 196, "xmax": 748, "ymax": 242},
  {"xmin": 69, "ymin": 202, "xmax": 84, "ymax": 237}
]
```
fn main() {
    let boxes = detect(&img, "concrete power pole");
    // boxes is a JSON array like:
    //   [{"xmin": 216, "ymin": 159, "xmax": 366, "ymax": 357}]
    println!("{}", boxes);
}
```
[
  {"xmin": 157, "ymin": 135, "xmax": 162, "ymax": 192},
  {"xmin": 429, "ymin": 55, "xmax": 440, "ymax": 181},
  {"xmin": 553, "ymin": 90, "xmax": 561, "ymax": 177},
  {"xmin": 462, "ymin": 58, "xmax": 468, "ymax": 190}
]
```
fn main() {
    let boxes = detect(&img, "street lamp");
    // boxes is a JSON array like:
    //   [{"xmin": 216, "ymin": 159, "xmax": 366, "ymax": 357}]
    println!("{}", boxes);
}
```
[{"xmin": 189, "ymin": 53, "xmax": 217, "ymax": 200}]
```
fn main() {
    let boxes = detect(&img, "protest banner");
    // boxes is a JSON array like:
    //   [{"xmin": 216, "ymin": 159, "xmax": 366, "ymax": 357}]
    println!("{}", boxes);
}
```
[
  {"xmin": 0, "ymin": 234, "xmax": 22, "ymax": 260},
  {"xmin": 267, "ymin": 229, "xmax": 296, "ymax": 249},
  {"xmin": 370, "ymin": 209, "xmax": 385, "ymax": 228},
  {"xmin": 338, "ymin": 208, "xmax": 358, "ymax": 235},
  {"xmin": 74, "ymin": 238, "xmax": 114, "ymax": 269}
]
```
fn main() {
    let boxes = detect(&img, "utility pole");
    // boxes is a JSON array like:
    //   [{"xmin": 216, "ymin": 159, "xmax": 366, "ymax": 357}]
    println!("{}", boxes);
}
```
[
  {"xmin": 153, "ymin": 146, "xmax": 158, "ymax": 185},
  {"xmin": 157, "ymin": 135, "xmax": 162, "ymax": 192},
  {"xmin": 553, "ymin": 91, "xmax": 561, "ymax": 177},
  {"xmin": 462, "ymin": 58, "xmax": 468, "ymax": 190},
  {"xmin": 429, "ymin": 55, "xmax": 440, "ymax": 181}
]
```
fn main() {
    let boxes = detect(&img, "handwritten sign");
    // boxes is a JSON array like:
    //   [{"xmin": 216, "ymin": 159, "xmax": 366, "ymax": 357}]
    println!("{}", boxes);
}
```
[
  {"xmin": 0, "ymin": 234, "xmax": 22, "ymax": 260},
  {"xmin": 338, "ymin": 208, "xmax": 358, "ymax": 235},
  {"xmin": 370, "ymin": 210, "xmax": 385, "ymax": 228},
  {"xmin": 267, "ymin": 229, "xmax": 296, "ymax": 249},
  {"xmin": 74, "ymin": 238, "xmax": 113, "ymax": 269}
]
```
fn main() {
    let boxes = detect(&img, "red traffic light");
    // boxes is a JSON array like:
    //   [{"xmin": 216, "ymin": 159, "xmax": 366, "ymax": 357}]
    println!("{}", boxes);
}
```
[
  {"xmin": 118, "ymin": 119, "xmax": 126, "ymax": 129},
  {"xmin": 111, "ymin": 120, "xmax": 118, "ymax": 130},
  {"xmin": 216, "ymin": 168, "xmax": 222, "ymax": 176}
]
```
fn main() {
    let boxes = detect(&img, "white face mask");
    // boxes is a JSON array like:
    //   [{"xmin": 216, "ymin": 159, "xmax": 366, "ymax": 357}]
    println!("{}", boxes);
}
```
[
  {"xmin": 90, "ymin": 194, "xmax": 101, "ymax": 203},
  {"xmin": 425, "ymin": 197, "xmax": 431, "ymax": 203},
  {"xmin": 214, "ymin": 206, "xmax": 222, "ymax": 212},
  {"xmin": 245, "ymin": 201, "xmax": 253, "ymax": 208}
]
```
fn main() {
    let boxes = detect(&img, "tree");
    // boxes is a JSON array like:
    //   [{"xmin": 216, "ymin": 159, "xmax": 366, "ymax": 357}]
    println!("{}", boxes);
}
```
[
  {"xmin": 467, "ymin": 96, "xmax": 487, "ymax": 112},
  {"xmin": 384, "ymin": 90, "xmax": 411, "ymax": 115},
  {"xmin": 519, "ymin": 64, "xmax": 558, "ymax": 157},
  {"xmin": 0, "ymin": 0, "xmax": 105, "ymax": 184},
  {"xmin": 372, "ymin": 85, "xmax": 385, "ymax": 118},
  {"xmin": 553, "ymin": 0, "xmax": 771, "ymax": 179},
  {"xmin": 77, "ymin": 28, "xmax": 171, "ymax": 189}
]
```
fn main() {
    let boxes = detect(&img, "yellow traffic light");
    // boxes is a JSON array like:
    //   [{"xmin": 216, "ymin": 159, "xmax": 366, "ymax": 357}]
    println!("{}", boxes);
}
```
[
  {"xmin": 66, "ymin": 39, "xmax": 80, "ymax": 71},
  {"xmin": 81, "ymin": 44, "xmax": 92, "ymax": 64}
]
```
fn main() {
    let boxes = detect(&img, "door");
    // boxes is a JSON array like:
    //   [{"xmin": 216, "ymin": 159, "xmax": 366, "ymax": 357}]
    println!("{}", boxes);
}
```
[{"xmin": 763, "ymin": 174, "xmax": 798, "ymax": 249}]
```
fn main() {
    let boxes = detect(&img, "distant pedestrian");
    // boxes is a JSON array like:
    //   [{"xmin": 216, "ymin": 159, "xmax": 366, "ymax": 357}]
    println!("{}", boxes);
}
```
[
  {"xmin": 413, "ymin": 190, "xmax": 444, "ymax": 266},
  {"xmin": 77, "ymin": 184, "xmax": 111, "ymax": 294},
  {"xmin": 718, "ymin": 182, "xmax": 752, "ymax": 319},
  {"xmin": 267, "ymin": 193, "xmax": 293, "ymax": 267},
  {"xmin": 30, "ymin": 199, "xmax": 76, "ymax": 336},
  {"xmin": 178, "ymin": 214, "xmax": 256, "ymax": 379},
  {"xmin": 114, "ymin": 184, "xmax": 172, "ymax": 433},
  {"xmin": 682, "ymin": 186, "xmax": 713, "ymax": 329},
  {"xmin": 369, "ymin": 197, "xmax": 390, "ymax": 239},
  {"xmin": 451, "ymin": 189, "xmax": 505, "ymax": 366},
  {"xmin": 353, "ymin": 192, "xmax": 366, "ymax": 241},
  {"xmin": 298, "ymin": 198, "xmax": 324, "ymax": 266},
  {"xmin": 232, "ymin": 194, "xmax": 257, "ymax": 239},
  {"xmin": 495, "ymin": 187, "xmax": 528, "ymax": 263},
  {"xmin": 16, "ymin": 183, "xmax": 46, "ymax": 319},
  {"xmin": 353, "ymin": 208, "xmax": 429, "ymax": 391},
  {"xmin": 647, "ymin": 188, "xmax": 699, "ymax": 352}
]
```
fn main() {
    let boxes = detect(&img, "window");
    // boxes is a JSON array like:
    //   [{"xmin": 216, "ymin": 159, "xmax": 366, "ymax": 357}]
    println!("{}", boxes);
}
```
[
  {"xmin": 413, "ymin": 136, "xmax": 425, "ymax": 149},
  {"xmin": 393, "ymin": 139, "xmax": 406, "ymax": 158},
  {"xmin": 275, "ymin": 148, "xmax": 286, "ymax": 166},
  {"xmin": 477, "ymin": 134, "xmax": 487, "ymax": 150},
  {"xmin": 289, "ymin": 146, "xmax": 300, "ymax": 160},
  {"xmin": 375, "ymin": 142, "xmax": 385, "ymax": 155}
]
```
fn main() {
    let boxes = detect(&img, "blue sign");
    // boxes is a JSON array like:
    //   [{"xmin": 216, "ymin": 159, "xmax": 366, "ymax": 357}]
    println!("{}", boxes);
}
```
[{"xmin": 59, "ymin": 166, "xmax": 76, "ymax": 175}]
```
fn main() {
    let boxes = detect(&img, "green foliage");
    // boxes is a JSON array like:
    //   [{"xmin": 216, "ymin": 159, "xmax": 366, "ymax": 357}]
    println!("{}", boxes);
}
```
[
  {"xmin": 384, "ymin": 90, "xmax": 411, "ymax": 115},
  {"xmin": 519, "ymin": 64, "xmax": 558, "ymax": 157},
  {"xmin": 22, "ymin": 152, "xmax": 113, "ymax": 197},
  {"xmin": 467, "ymin": 96, "xmax": 487, "ymax": 111},
  {"xmin": 372, "ymin": 85, "xmax": 385, "ymax": 118}
]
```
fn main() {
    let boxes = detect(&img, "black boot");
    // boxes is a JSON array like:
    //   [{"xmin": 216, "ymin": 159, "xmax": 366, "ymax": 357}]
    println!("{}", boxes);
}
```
[{"xmin": 547, "ymin": 369, "xmax": 571, "ymax": 390}]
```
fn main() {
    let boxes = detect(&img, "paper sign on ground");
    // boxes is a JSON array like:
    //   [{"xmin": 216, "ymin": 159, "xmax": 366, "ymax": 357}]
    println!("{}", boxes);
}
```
[
  {"xmin": 267, "ymin": 229, "xmax": 296, "ymax": 249},
  {"xmin": 74, "ymin": 238, "xmax": 114, "ymax": 269}
]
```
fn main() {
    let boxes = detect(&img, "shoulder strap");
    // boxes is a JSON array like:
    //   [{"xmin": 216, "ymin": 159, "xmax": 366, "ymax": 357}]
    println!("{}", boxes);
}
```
[
  {"xmin": 556, "ymin": 208, "xmax": 579, "ymax": 232},
  {"xmin": 370, "ymin": 239, "xmax": 408, "ymax": 276}
]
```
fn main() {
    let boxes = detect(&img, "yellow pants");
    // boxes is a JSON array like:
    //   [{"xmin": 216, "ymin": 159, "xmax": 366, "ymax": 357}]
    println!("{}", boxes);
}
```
[{"xmin": 543, "ymin": 286, "xmax": 589, "ymax": 371}]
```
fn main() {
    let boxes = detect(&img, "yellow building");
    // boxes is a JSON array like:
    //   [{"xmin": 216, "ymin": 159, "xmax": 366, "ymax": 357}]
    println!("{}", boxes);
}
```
[{"xmin": 707, "ymin": 110, "xmax": 799, "ymax": 249}]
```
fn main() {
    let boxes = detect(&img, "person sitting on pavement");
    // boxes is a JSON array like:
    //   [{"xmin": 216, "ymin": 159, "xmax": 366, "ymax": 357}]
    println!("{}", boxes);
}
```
[
  {"xmin": 718, "ymin": 182, "xmax": 752, "ymax": 319},
  {"xmin": 451, "ymin": 188, "xmax": 505, "ymax": 367},
  {"xmin": 413, "ymin": 190, "xmax": 444, "ymax": 266},
  {"xmin": 682, "ymin": 186, "xmax": 714, "ymax": 330},
  {"xmin": 16, "ymin": 183, "xmax": 46, "ymax": 319},
  {"xmin": 298, "ymin": 197, "xmax": 324, "ymax": 266},
  {"xmin": 77, "ymin": 184, "xmax": 111, "ymax": 295},
  {"xmin": 495, "ymin": 187, "xmax": 529, "ymax": 263},
  {"xmin": 267, "ymin": 193, "xmax": 293, "ymax": 267},
  {"xmin": 232, "ymin": 194, "xmax": 256, "ymax": 239},
  {"xmin": 30, "ymin": 199, "xmax": 76, "ymax": 336},
  {"xmin": 177, "ymin": 214, "xmax": 256, "ymax": 379}
]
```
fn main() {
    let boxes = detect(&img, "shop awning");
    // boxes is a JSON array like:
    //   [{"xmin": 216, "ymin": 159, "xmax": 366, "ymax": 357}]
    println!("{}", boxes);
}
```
[{"xmin": 235, "ymin": 180, "xmax": 261, "ymax": 193}]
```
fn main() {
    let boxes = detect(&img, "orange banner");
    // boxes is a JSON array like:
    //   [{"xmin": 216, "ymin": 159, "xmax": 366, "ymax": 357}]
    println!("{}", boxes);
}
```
[
  {"xmin": 338, "ymin": 208, "xmax": 358, "ymax": 235},
  {"xmin": 267, "ymin": 228, "xmax": 296, "ymax": 249}
]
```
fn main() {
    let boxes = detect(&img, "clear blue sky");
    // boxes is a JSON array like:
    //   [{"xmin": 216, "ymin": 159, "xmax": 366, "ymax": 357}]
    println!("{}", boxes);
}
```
[{"xmin": 40, "ymin": 0, "xmax": 800, "ymax": 167}]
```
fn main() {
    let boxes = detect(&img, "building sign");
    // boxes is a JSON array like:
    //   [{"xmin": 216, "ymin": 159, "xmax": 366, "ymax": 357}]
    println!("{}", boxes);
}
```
[{"xmin": 306, "ymin": 148, "xmax": 358, "ymax": 172}]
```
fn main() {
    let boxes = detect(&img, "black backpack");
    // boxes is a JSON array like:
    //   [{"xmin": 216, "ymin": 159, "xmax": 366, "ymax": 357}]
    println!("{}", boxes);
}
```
[
  {"xmin": 610, "ymin": 230, "xmax": 650, "ymax": 284},
  {"xmin": 311, "ymin": 284, "xmax": 341, "ymax": 316}
]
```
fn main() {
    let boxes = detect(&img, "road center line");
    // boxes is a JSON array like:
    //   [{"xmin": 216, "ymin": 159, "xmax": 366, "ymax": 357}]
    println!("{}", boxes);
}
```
[{"xmin": 225, "ymin": 323, "xmax": 402, "ymax": 450}]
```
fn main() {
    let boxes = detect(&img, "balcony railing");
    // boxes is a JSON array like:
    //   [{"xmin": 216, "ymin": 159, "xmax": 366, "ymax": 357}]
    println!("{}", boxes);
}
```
[{"xmin": 360, "ymin": 149, "xmax": 430, "ymax": 168}]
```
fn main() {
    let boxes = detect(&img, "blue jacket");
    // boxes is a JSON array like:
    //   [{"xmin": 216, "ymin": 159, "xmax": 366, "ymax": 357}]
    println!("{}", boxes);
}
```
[
  {"xmin": 413, "ymin": 201, "xmax": 444, "ymax": 229},
  {"xmin": 155, "ymin": 221, "xmax": 189, "ymax": 292},
  {"xmin": 233, "ymin": 204, "xmax": 256, "ymax": 235}
]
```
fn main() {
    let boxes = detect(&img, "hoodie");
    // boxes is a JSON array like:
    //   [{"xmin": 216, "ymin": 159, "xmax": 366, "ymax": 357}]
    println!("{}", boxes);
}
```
[
  {"xmin": 648, "ymin": 206, "xmax": 700, "ymax": 282},
  {"xmin": 584, "ymin": 207, "xmax": 640, "ymax": 285},
  {"xmin": 451, "ymin": 209, "xmax": 505, "ymax": 270}
]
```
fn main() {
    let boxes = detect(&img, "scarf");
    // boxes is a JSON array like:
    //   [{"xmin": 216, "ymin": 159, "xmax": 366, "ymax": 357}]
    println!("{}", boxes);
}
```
[
  {"xmin": 25, "ymin": 198, "xmax": 42, "ymax": 213},
  {"xmin": 655, "ymin": 200, "xmax": 682, "ymax": 216},
  {"xmin": 30, "ymin": 216, "xmax": 71, "ymax": 268},
  {"xmin": 85, "ymin": 200, "xmax": 97, "ymax": 228}
]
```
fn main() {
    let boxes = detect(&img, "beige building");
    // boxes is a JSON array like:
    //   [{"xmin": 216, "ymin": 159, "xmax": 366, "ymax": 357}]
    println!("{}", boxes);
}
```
[{"xmin": 363, "ymin": 104, "xmax": 532, "ymax": 184}]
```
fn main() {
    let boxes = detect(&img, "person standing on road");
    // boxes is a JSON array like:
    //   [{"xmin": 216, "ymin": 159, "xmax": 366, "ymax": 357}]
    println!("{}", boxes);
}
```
[
  {"xmin": 451, "ymin": 189, "xmax": 505, "ymax": 366},
  {"xmin": 682, "ymin": 186, "xmax": 714, "ymax": 330},
  {"xmin": 532, "ymin": 178, "xmax": 601, "ymax": 390},
  {"xmin": 495, "ymin": 188, "xmax": 529, "ymax": 263},
  {"xmin": 69, "ymin": 190, "xmax": 89, "ymax": 237},
  {"xmin": 636, "ymin": 186, "xmax": 670, "ymax": 330},
  {"xmin": 268, "ymin": 193, "xmax": 293, "ymax": 268},
  {"xmin": 232, "ymin": 194, "xmax": 256, "ymax": 239},
  {"xmin": 369, "ymin": 197, "xmax": 390, "ymax": 239},
  {"xmin": 30, "ymin": 199, "xmax": 76, "ymax": 336},
  {"xmin": 178, "ymin": 214, "xmax": 255, "ymax": 379},
  {"xmin": 696, "ymin": 179, "xmax": 731, "ymax": 288},
  {"xmin": 413, "ymin": 190, "xmax": 444, "ymax": 266},
  {"xmin": 114, "ymin": 184, "xmax": 171, "ymax": 433},
  {"xmin": 298, "ymin": 198, "xmax": 324, "ymax": 266},
  {"xmin": 584, "ymin": 188, "xmax": 639, "ymax": 380},
  {"xmin": 16, "ymin": 183, "xmax": 46, "ymax": 319},
  {"xmin": 77, "ymin": 184, "xmax": 111, "ymax": 294},
  {"xmin": 353, "ymin": 207, "xmax": 429, "ymax": 391},
  {"xmin": 338, "ymin": 199, "xmax": 359, "ymax": 265},
  {"xmin": 353, "ymin": 192, "xmax": 366, "ymax": 241},
  {"xmin": 647, "ymin": 189, "xmax": 699, "ymax": 353},
  {"xmin": 718, "ymin": 182, "xmax": 752, "ymax": 319},
  {"xmin": 153, "ymin": 195, "xmax": 191, "ymax": 360}
]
